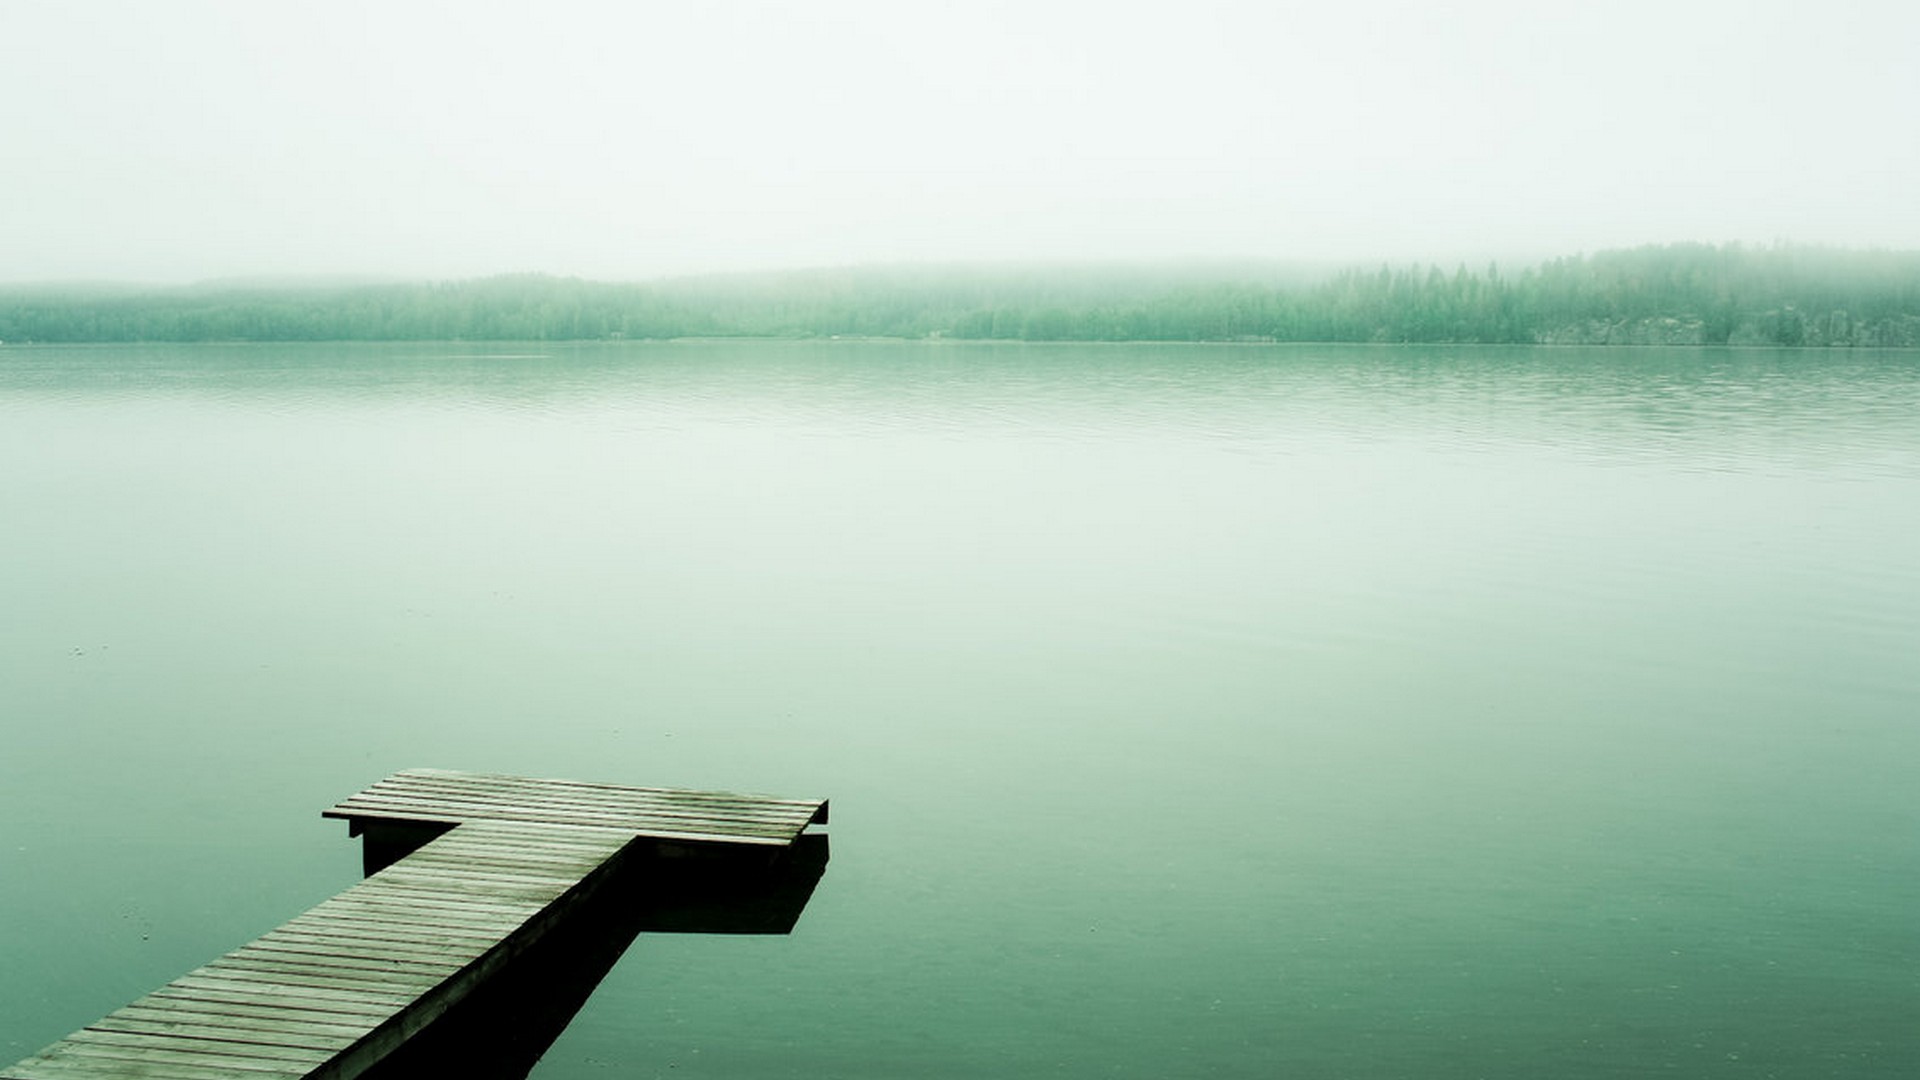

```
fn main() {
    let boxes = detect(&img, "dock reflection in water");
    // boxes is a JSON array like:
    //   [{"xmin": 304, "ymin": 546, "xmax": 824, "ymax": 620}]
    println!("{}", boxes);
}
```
[{"xmin": 359, "ymin": 834, "xmax": 830, "ymax": 1080}]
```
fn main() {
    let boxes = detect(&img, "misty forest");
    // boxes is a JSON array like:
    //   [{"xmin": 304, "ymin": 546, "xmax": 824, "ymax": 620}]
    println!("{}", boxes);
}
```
[{"xmin": 6, "ymin": 243, "xmax": 1919, "ymax": 347}]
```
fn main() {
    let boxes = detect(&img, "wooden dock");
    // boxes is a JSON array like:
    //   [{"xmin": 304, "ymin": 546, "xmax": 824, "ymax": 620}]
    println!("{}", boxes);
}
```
[{"xmin": 3, "ymin": 769, "xmax": 828, "ymax": 1080}]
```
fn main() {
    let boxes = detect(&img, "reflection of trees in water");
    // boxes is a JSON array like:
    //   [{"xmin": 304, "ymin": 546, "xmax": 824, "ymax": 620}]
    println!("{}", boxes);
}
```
[{"xmin": 357, "ymin": 835, "xmax": 829, "ymax": 1080}]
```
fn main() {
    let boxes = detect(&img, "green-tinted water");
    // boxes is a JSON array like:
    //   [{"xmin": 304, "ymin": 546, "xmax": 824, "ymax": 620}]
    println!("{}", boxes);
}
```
[{"xmin": 3, "ymin": 342, "xmax": 1916, "ymax": 1078}]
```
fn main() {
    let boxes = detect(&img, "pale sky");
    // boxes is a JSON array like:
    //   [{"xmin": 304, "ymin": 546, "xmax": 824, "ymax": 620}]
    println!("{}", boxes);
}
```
[{"xmin": 4, "ymin": 0, "xmax": 1918, "ymax": 283}]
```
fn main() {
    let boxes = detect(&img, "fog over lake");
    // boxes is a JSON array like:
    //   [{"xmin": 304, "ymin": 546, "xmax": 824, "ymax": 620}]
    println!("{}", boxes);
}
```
[{"xmin": 5, "ymin": 0, "xmax": 1919, "ymax": 283}]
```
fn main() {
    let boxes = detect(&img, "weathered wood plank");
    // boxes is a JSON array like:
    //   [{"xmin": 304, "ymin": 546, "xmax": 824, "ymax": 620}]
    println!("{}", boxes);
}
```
[
  {"xmin": 230, "ymin": 942, "xmax": 466, "ymax": 973},
  {"xmin": 327, "ymin": 796, "xmax": 800, "ymax": 842},
  {"xmin": 303, "ymin": 895, "xmax": 539, "ymax": 926},
  {"xmin": 114, "ymin": 999, "xmax": 380, "ymax": 1031},
  {"xmin": 199, "ymin": 960, "xmax": 443, "ymax": 994},
  {"xmin": 406, "ymin": 817, "xmax": 638, "ymax": 841},
  {"xmin": 96, "ymin": 1010, "xmax": 366, "ymax": 1045},
  {"xmin": 313, "ymin": 888, "xmax": 549, "ymax": 918},
  {"xmin": 159, "ymin": 982, "xmax": 411, "ymax": 1015},
  {"xmin": 347, "ymin": 873, "xmax": 576, "ymax": 903},
  {"xmin": 140, "ymin": 987, "xmax": 393, "ymax": 1021},
  {"xmin": 64, "ymin": 1030, "xmax": 330, "ymax": 1066},
  {"xmin": 388, "ymin": 767, "xmax": 824, "ymax": 808},
  {"xmin": 21, "ymin": 1040, "xmax": 315, "ymax": 1074},
  {"xmin": 276, "ymin": 909, "xmax": 507, "ymax": 939},
  {"xmin": 374, "ymin": 850, "xmax": 624, "ymax": 876},
  {"xmin": 339, "ymin": 793, "xmax": 811, "ymax": 831},
  {"xmin": 368, "ymin": 849, "xmax": 576, "ymax": 874},
  {"xmin": 107, "ymin": 1001, "xmax": 370, "ymax": 1031},
  {"xmin": 388, "ymin": 830, "xmax": 632, "ymax": 855},
  {"xmin": 5, "ymin": 1054, "xmax": 306, "ymax": 1080},
  {"xmin": 255, "ymin": 926, "xmax": 496, "ymax": 958},
  {"xmin": 86, "ymin": 1019, "xmax": 346, "ymax": 1055},
  {"xmin": 345, "ymin": 784, "xmax": 818, "ymax": 827}
]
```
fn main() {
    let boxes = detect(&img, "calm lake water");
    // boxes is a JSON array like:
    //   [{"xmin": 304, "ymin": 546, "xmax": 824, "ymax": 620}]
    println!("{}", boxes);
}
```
[{"xmin": 2, "ymin": 341, "xmax": 1917, "ymax": 1078}]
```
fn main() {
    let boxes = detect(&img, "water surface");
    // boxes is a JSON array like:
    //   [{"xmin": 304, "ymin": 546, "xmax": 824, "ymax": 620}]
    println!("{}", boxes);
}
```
[{"xmin": 2, "ymin": 342, "xmax": 1916, "ymax": 1077}]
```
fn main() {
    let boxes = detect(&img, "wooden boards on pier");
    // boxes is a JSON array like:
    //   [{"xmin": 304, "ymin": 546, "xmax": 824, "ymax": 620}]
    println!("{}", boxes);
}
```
[
  {"xmin": 324, "ymin": 767, "xmax": 828, "ymax": 848},
  {"xmin": 3, "ymin": 770, "xmax": 828, "ymax": 1080}
]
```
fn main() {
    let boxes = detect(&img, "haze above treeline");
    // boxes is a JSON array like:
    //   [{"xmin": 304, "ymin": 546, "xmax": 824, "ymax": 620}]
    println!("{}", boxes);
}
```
[
  {"xmin": 4, "ymin": 244, "xmax": 1919, "ymax": 348},
  {"xmin": 8, "ymin": 3, "xmax": 1920, "ymax": 289}
]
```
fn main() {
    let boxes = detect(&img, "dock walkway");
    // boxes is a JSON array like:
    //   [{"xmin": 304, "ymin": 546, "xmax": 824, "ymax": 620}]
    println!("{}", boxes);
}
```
[{"xmin": 3, "ymin": 769, "xmax": 828, "ymax": 1080}]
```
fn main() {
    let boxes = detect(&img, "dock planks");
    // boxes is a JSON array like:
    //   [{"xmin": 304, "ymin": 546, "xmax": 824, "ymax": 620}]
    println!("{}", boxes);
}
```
[
  {"xmin": 323, "ymin": 768, "xmax": 827, "ymax": 846},
  {"xmin": 4, "ymin": 771, "xmax": 828, "ymax": 1080}
]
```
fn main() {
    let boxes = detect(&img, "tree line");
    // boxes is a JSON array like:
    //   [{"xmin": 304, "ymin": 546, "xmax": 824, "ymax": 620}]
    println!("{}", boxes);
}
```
[{"xmin": 4, "ymin": 244, "xmax": 1918, "ymax": 346}]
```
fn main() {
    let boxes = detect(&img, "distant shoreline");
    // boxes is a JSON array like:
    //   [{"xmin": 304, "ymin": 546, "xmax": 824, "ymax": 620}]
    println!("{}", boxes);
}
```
[
  {"xmin": 8, "ymin": 338, "xmax": 1917, "ymax": 352},
  {"xmin": 5, "ymin": 243, "xmax": 1920, "ymax": 348}
]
